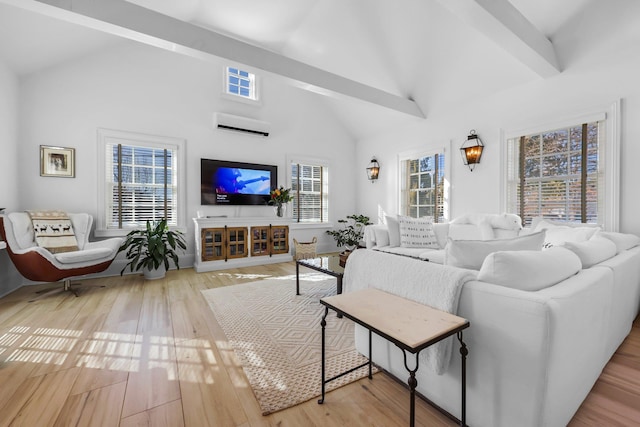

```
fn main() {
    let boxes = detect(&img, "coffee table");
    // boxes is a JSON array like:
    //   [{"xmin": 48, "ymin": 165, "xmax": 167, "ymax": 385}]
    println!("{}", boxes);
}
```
[
  {"xmin": 296, "ymin": 255, "xmax": 344, "ymax": 295},
  {"xmin": 318, "ymin": 288, "xmax": 470, "ymax": 427}
]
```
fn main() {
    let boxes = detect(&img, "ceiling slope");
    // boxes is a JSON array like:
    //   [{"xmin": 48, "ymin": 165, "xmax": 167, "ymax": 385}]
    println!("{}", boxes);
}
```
[
  {"xmin": 12, "ymin": 0, "xmax": 424, "ymax": 118},
  {"xmin": 437, "ymin": 0, "xmax": 560, "ymax": 78}
]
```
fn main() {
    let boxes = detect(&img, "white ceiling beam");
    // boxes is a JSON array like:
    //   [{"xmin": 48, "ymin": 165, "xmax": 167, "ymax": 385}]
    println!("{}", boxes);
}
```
[
  {"xmin": 437, "ymin": 0, "xmax": 560, "ymax": 78},
  {"xmin": 4, "ymin": 0, "xmax": 424, "ymax": 118}
]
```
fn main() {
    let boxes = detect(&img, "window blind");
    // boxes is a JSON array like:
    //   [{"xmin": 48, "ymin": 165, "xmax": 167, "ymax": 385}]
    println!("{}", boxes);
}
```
[
  {"xmin": 508, "ymin": 121, "xmax": 602, "ymax": 227},
  {"xmin": 291, "ymin": 163, "xmax": 328, "ymax": 222},
  {"xmin": 402, "ymin": 153, "xmax": 445, "ymax": 222},
  {"xmin": 106, "ymin": 143, "xmax": 178, "ymax": 228}
]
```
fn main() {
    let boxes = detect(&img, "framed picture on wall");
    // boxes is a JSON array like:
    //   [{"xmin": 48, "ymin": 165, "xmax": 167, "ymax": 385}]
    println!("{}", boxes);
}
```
[{"xmin": 40, "ymin": 145, "xmax": 75, "ymax": 178}]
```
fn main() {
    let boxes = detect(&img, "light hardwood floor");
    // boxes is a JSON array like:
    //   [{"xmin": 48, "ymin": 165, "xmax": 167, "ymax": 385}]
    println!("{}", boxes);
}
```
[{"xmin": 0, "ymin": 262, "xmax": 638, "ymax": 426}]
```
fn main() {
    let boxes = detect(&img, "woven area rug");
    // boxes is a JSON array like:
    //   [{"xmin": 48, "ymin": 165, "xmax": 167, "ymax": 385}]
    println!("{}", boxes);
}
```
[{"xmin": 201, "ymin": 274, "xmax": 376, "ymax": 415}]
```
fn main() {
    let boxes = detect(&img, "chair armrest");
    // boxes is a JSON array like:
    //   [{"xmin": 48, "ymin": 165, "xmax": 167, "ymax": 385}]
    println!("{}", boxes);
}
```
[
  {"xmin": 85, "ymin": 237, "xmax": 124, "ymax": 254},
  {"xmin": 9, "ymin": 244, "xmax": 58, "ymax": 260}
]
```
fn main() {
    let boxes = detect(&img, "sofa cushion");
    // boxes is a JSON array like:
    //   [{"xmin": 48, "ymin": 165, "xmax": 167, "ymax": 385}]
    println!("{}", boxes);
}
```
[
  {"xmin": 544, "ymin": 227, "xmax": 600, "ymax": 248},
  {"xmin": 398, "ymin": 215, "xmax": 439, "ymax": 249},
  {"xmin": 598, "ymin": 231, "xmax": 640, "ymax": 254},
  {"xmin": 530, "ymin": 217, "xmax": 601, "ymax": 230},
  {"xmin": 385, "ymin": 215, "xmax": 401, "ymax": 247},
  {"xmin": 478, "ymin": 247, "xmax": 582, "ymax": 291},
  {"xmin": 562, "ymin": 236, "xmax": 617, "ymax": 268},
  {"xmin": 374, "ymin": 246, "xmax": 428, "ymax": 259},
  {"xmin": 533, "ymin": 219, "xmax": 599, "ymax": 248},
  {"xmin": 54, "ymin": 247, "xmax": 115, "ymax": 264},
  {"xmin": 444, "ymin": 230, "xmax": 546, "ymax": 270},
  {"xmin": 419, "ymin": 249, "xmax": 445, "ymax": 264}
]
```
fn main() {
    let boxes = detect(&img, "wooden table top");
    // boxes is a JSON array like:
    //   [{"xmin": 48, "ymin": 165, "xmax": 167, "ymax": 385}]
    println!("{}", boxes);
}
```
[{"xmin": 321, "ymin": 288, "xmax": 469, "ymax": 351}]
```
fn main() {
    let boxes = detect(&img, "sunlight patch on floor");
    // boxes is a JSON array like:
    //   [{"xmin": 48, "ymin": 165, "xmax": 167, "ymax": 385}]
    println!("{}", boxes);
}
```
[
  {"xmin": 216, "ymin": 339, "xmax": 249, "ymax": 388},
  {"xmin": 1, "ymin": 326, "xmax": 228, "ymax": 384},
  {"xmin": 272, "ymin": 272, "xmax": 328, "ymax": 282},
  {"xmin": 214, "ymin": 273, "xmax": 273, "ymax": 280}
]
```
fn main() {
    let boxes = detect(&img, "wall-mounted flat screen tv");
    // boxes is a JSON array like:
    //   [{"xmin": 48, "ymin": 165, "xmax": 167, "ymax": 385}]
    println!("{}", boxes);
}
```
[{"xmin": 201, "ymin": 158, "xmax": 277, "ymax": 205}]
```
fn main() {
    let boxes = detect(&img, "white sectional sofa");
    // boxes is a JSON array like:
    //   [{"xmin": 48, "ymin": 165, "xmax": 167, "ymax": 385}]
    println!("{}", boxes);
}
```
[{"xmin": 346, "ymin": 215, "xmax": 640, "ymax": 427}]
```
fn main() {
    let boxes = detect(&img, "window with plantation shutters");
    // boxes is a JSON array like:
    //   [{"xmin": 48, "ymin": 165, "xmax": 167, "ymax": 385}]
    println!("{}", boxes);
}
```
[
  {"xmin": 506, "ymin": 121, "xmax": 605, "ymax": 227},
  {"xmin": 400, "ymin": 153, "xmax": 446, "ymax": 222},
  {"xmin": 97, "ymin": 129, "xmax": 185, "ymax": 235},
  {"xmin": 291, "ymin": 162, "xmax": 328, "ymax": 222}
]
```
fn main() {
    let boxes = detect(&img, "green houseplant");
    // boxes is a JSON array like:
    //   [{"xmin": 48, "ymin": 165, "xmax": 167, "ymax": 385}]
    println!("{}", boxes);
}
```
[
  {"xmin": 118, "ymin": 218, "xmax": 187, "ymax": 280},
  {"xmin": 326, "ymin": 214, "xmax": 372, "ymax": 251}
]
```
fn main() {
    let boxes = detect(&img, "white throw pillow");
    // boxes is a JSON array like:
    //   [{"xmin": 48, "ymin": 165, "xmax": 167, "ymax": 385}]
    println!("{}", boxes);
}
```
[
  {"xmin": 373, "ymin": 225, "xmax": 390, "ymax": 247},
  {"xmin": 385, "ymin": 215, "xmax": 401, "ymax": 247},
  {"xmin": 534, "ymin": 220, "xmax": 599, "ymax": 248},
  {"xmin": 448, "ymin": 223, "xmax": 484, "ymax": 241},
  {"xmin": 432, "ymin": 223, "xmax": 450, "ymax": 249},
  {"xmin": 478, "ymin": 247, "xmax": 582, "ymax": 291},
  {"xmin": 444, "ymin": 230, "xmax": 546, "ymax": 270},
  {"xmin": 562, "ymin": 236, "xmax": 617, "ymax": 268},
  {"xmin": 531, "ymin": 217, "xmax": 601, "ymax": 230},
  {"xmin": 397, "ymin": 215, "xmax": 439, "ymax": 249},
  {"xmin": 598, "ymin": 231, "xmax": 640, "ymax": 254},
  {"xmin": 8, "ymin": 212, "xmax": 37, "ymax": 249}
]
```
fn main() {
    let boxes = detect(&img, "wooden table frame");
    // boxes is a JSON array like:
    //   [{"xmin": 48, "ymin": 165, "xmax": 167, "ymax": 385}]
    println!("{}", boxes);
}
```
[{"xmin": 318, "ymin": 288, "xmax": 470, "ymax": 427}]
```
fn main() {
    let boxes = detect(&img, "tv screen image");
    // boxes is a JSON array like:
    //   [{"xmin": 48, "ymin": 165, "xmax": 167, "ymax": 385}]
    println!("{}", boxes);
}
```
[{"xmin": 201, "ymin": 159, "xmax": 277, "ymax": 205}]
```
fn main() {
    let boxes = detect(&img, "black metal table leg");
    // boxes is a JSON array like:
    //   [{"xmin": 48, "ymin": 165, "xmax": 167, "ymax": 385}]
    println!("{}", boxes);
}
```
[
  {"xmin": 318, "ymin": 306, "xmax": 329, "ymax": 404},
  {"xmin": 402, "ymin": 349, "xmax": 420, "ymax": 427},
  {"xmin": 296, "ymin": 261, "xmax": 300, "ymax": 295},
  {"xmin": 458, "ymin": 331, "xmax": 468, "ymax": 426},
  {"xmin": 368, "ymin": 329, "xmax": 373, "ymax": 379}
]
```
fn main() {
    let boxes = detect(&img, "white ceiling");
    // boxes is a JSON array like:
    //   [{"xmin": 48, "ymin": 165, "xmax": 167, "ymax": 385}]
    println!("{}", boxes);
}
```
[{"xmin": 0, "ymin": 0, "xmax": 593, "ymax": 139}]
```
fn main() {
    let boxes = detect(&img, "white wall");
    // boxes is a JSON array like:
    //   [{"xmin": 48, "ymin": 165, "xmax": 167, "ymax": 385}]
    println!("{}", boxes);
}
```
[
  {"xmin": 18, "ymin": 41, "xmax": 357, "ymax": 265},
  {"xmin": 0, "ymin": 59, "xmax": 22, "ymax": 296},
  {"xmin": 356, "ymin": 0, "xmax": 640, "ymax": 235},
  {"xmin": 0, "ymin": 60, "xmax": 18, "ymax": 211}
]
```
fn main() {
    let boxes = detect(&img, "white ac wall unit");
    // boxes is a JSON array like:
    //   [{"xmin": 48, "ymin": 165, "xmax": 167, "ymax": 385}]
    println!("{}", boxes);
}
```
[{"xmin": 213, "ymin": 112, "xmax": 270, "ymax": 137}]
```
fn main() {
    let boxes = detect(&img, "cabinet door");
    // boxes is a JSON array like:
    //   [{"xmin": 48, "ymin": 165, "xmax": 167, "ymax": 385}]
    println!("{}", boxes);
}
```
[
  {"xmin": 227, "ymin": 227, "xmax": 248, "ymax": 259},
  {"xmin": 201, "ymin": 228, "xmax": 225, "ymax": 261},
  {"xmin": 270, "ymin": 225, "xmax": 289, "ymax": 255},
  {"xmin": 251, "ymin": 226, "xmax": 270, "ymax": 257}
]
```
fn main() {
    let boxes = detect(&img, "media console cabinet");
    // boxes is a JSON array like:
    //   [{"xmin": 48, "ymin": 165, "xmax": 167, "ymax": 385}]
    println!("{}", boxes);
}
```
[{"xmin": 193, "ymin": 217, "xmax": 293, "ymax": 272}]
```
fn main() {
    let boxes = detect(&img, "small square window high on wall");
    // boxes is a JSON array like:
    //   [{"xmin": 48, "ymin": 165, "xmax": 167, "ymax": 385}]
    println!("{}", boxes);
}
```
[{"xmin": 226, "ymin": 66, "xmax": 257, "ymax": 101}]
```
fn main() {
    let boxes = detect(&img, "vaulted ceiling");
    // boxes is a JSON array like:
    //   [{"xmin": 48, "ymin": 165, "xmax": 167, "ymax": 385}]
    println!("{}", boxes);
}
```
[{"xmin": 0, "ymin": 0, "xmax": 593, "ymax": 139}]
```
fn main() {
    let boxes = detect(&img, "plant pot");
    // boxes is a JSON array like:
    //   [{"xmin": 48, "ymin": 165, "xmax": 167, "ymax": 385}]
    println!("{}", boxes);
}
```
[
  {"xmin": 144, "ymin": 266, "xmax": 166, "ymax": 280},
  {"xmin": 339, "ymin": 250, "xmax": 352, "ymax": 267}
]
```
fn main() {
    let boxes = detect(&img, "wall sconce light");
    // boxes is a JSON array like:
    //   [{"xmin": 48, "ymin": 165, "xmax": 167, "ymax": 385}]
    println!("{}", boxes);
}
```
[
  {"xmin": 366, "ymin": 158, "xmax": 380, "ymax": 182},
  {"xmin": 460, "ymin": 129, "xmax": 484, "ymax": 171}
]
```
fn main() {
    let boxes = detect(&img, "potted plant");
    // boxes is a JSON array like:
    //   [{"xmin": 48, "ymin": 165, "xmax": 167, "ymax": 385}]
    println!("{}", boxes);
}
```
[
  {"xmin": 326, "ymin": 214, "xmax": 372, "ymax": 263},
  {"xmin": 118, "ymin": 218, "xmax": 187, "ymax": 280}
]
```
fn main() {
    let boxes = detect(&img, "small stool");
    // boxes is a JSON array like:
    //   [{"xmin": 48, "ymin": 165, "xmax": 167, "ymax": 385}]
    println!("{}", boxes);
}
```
[{"xmin": 294, "ymin": 237, "xmax": 317, "ymax": 260}]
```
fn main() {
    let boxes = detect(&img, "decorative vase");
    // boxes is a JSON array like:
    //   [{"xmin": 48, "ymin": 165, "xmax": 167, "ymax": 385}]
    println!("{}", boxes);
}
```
[{"xmin": 274, "ymin": 203, "xmax": 286, "ymax": 217}]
